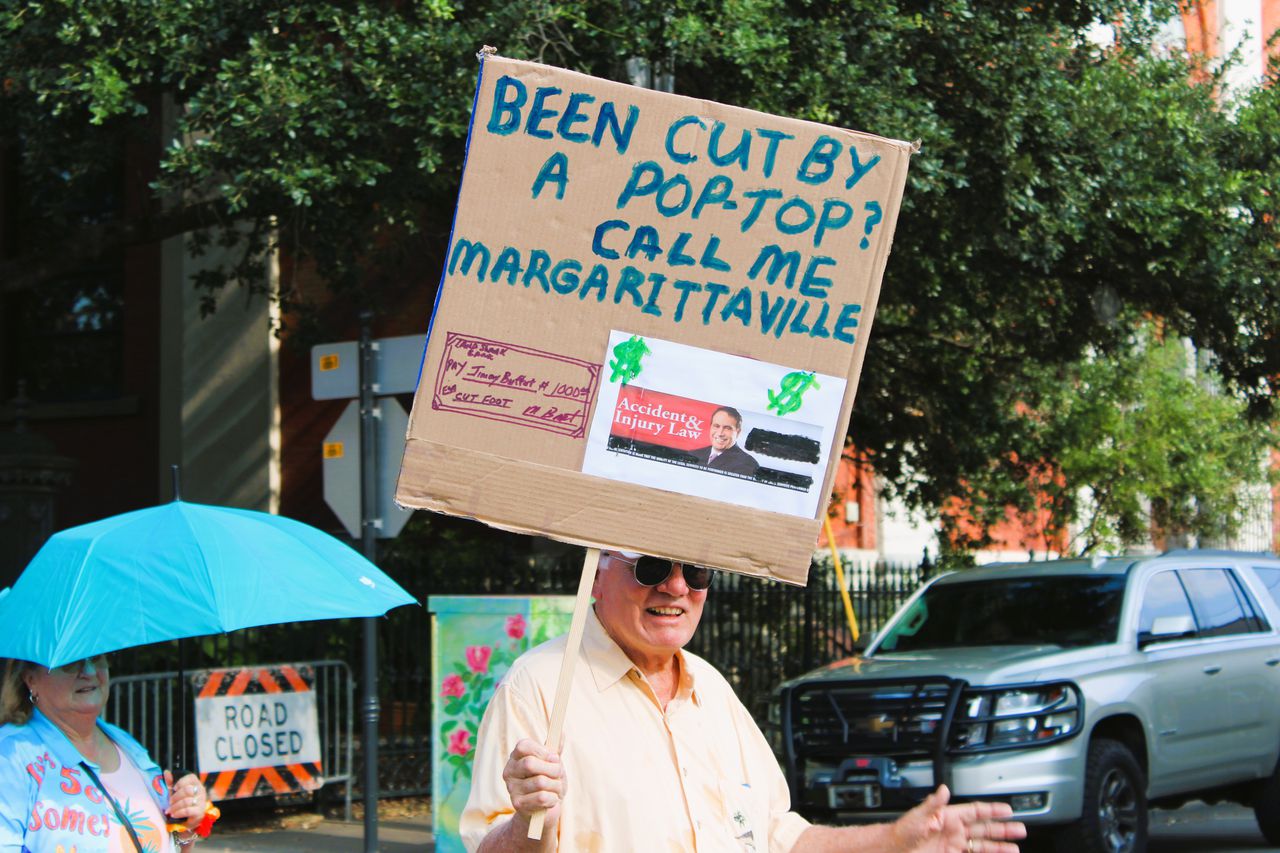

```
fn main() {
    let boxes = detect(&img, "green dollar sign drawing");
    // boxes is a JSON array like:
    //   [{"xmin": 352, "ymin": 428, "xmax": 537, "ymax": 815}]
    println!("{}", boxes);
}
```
[
  {"xmin": 609, "ymin": 335, "xmax": 650, "ymax": 384},
  {"xmin": 768, "ymin": 371, "xmax": 819, "ymax": 415}
]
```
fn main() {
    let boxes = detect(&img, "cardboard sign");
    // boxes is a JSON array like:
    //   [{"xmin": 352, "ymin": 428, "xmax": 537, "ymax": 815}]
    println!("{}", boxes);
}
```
[
  {"xmin": 397, "ymin": 53, "xmax": 912, "ymax": 584},
  {"xmin": 193, "ymin": 665, "xmax": 324, "ymax": 800}
]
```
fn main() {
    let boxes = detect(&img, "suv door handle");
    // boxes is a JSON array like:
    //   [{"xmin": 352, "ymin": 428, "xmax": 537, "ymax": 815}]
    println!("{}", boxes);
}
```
[
  {"xmin": 1203, "ymin": 665, "xmax": 1222, "ymax": 675},
  {"xmin": 1267, "ymin": 658, "xmax": 1280, "ymax": 667}
]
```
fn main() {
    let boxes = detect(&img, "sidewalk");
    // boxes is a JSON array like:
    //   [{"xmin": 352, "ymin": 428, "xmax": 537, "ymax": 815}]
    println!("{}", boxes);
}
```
[{"xmin": 202, "ymin": 816, "xmax": 434, "ymax": 852}]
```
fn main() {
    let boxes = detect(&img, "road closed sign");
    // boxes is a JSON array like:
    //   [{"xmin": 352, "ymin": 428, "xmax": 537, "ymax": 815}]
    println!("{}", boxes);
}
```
[{"xmin": 193, "ymin": 664, "xmax": 324, "ymax": 800}]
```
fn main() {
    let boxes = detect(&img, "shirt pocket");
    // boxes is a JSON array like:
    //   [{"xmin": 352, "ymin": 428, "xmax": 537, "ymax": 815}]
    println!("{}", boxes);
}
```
[{"xmin": 718, "ymin": 779, "xmax": 769, "ymax": 852}]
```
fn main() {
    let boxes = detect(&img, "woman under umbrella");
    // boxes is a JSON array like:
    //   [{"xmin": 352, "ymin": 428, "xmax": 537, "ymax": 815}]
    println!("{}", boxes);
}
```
[{"xmin": 0, "ymin": 655, "xmax": 218, "ymax": 851}]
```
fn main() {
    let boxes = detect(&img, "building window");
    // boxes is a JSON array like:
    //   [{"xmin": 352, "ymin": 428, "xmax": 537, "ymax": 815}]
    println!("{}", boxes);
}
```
[{"xmin": 2, "ymin": 268, "xmax": 124, "ymax": 402}]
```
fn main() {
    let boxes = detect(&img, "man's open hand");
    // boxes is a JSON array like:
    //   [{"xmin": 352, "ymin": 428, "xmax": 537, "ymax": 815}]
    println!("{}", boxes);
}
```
[{"xmin": 894, "ymin": 785, "xmax": 1026, "ymax": 853}]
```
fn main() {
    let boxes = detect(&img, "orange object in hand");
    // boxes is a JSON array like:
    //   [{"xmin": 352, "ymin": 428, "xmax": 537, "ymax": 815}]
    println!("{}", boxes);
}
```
[{"xmin": 167, "ymin": 802, "xmax": 221, "ymax": 838}]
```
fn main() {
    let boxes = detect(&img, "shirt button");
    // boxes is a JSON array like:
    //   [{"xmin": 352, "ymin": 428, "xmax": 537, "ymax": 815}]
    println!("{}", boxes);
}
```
[{"xmin": 682, "ymin": 766, "xmax": 688, "ymax": 777}]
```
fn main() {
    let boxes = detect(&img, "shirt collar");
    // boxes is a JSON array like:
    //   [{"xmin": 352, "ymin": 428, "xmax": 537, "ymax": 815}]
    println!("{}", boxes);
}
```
[
  {"xmin": 28, "ymin": 708, "xmax": 162, "ymax": 781},
  {"xmin": 583, "ymin": 607, "xmax": 701, "ymax": 706},
  {"xmin": 29, "ymin": 708, "xmax": 102, "ymax": 770}
]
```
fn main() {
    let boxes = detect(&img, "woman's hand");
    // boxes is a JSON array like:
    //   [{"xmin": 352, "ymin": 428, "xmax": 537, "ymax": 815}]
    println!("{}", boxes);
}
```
[{"xmin": 164, "ymin": 769, "xmax": 209, "ymax": 831}]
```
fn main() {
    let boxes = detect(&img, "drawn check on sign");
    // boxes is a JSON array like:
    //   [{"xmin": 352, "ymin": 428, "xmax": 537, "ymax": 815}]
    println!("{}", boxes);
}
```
[{"xmin": 431, "ymin": 332, "xmax": 600, "ymax": 439}]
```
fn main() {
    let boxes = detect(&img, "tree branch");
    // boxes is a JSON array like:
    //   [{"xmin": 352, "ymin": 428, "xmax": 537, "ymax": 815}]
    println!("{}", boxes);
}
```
[{"xmin": 1, "ymin": 198, "xmax": 248, "ymax": 294}]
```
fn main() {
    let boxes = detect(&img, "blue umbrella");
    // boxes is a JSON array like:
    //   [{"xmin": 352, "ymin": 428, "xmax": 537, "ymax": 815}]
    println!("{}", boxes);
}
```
[{"xmin": 0, "ymin": 500, "xmax": 417, "ymax": 668}]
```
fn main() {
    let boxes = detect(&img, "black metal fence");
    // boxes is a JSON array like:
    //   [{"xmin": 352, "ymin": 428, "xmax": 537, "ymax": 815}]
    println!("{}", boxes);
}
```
[
  {"xmin": 114, "ymin": 538, "xmax": 933, "ymax": 799},
  {"xmin": 689, "ymin": 557, "xmax": 935, "ymax": 719}
]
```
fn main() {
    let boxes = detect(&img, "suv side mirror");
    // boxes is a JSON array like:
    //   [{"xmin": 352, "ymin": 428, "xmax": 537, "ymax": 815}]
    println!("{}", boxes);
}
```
[{"xmin": 1138, "ymin": 614, "xmax": 1197, "ymax": 648}]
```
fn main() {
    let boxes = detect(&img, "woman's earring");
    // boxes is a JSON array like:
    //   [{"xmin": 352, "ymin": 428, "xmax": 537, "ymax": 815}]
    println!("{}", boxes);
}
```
[{"xmin": 28, "ymin": 691, "xmax": 38, "ymax": 705}]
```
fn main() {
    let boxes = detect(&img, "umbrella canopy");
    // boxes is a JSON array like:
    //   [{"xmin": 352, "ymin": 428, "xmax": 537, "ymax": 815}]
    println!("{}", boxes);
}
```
[{"xmin": 0, "ymin": 500, "xmax": 417, "ymax": 668}]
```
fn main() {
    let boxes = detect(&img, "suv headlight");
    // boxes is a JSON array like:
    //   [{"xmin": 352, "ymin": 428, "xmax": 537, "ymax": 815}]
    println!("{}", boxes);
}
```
[{"xmin": 950, "ymin": 682, "xmax": 1081, "ymax": 753}]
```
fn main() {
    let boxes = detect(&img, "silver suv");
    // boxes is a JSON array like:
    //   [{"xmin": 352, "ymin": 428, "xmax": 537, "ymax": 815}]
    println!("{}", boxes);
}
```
[{"xmin": 770, "ymin": 550, "xmax": 1280, "ymax": 853}]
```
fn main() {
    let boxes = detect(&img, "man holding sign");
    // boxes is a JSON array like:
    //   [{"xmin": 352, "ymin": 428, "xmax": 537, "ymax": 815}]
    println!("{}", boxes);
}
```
[{"xmin": 461, "ymin": 551, "xmax": 1025, "ymax": 852}]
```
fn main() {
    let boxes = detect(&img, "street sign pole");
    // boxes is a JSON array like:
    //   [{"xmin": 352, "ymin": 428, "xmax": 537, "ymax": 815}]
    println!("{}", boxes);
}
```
[
  {"xmin": 312, "ymin": 323, "xmax": 422, "ymax": 849},
  {"xmin": 358, "ymin": 311, "xmax": 381, "ymax": 853}
]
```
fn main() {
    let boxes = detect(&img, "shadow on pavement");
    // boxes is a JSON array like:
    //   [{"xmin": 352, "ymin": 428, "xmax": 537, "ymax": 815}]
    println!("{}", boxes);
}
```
[{"xmin": 202, "ymin": 817, "xmax": 433, "ymax": 852}]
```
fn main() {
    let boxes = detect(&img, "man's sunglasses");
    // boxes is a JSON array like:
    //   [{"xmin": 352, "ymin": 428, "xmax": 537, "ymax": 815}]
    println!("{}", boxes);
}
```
[{"xmin": 628, "ymin": 556, "xmax": 715, "ymax": 591}]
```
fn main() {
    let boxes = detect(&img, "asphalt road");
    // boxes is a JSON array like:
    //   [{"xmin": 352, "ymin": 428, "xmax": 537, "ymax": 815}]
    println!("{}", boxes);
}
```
[
  {"xmin": 199, "ymin": 799, "xmax": 1272, "ymax": 853},
  {"xmin": 201, "ymin": 816, "xmax": 432, "ymax": 852},
  {"xmin": 1022, "ymin": 801, "xmax": 1275, "ymax": 853},
  {"xmin": 1148, "ymin": 802, "xmax": 1275, "ymax": 852}
]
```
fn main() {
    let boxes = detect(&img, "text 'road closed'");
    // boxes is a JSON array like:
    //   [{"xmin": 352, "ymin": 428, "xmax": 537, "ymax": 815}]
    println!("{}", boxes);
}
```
[{"xmin": 196, "ymin": 688, "xmax": 321, "ymax": 773}]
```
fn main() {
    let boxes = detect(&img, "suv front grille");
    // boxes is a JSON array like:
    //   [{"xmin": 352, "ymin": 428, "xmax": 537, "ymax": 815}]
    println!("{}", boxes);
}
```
[{"xmin": 785, "ymin": 678, "xmax": 962, "ymax": 760}]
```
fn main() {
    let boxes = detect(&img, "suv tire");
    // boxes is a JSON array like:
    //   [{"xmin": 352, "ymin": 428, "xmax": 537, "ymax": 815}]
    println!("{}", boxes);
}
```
[
  {"xmin": 1056, "ymin": 739, "xmax": 1148, "ymax": 853},
  {"xmin": 1254, "ymin": 762, "xmax": 1280, "ymax": 844}
]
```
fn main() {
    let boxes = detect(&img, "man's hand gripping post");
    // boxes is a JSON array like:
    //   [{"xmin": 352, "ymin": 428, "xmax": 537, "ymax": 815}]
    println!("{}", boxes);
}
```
[{"xmin": 526, "ymin": 547, "xmax": 601, "ymax": 841}]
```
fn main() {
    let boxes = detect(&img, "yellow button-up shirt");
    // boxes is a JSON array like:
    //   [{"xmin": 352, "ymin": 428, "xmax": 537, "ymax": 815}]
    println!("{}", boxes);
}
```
[{"xmin": 461, "ymin": 608, "xmax": 811, "ymax": 852}]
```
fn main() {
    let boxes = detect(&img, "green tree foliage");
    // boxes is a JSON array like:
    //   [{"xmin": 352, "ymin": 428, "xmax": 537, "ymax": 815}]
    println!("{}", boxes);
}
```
[
  {"xmin": 3, "ymin": 0, "xmax": 1277, "ymax": 514},
  {"xmin": 963, "ymin": 322, "xmax": 1276, "ymax": 554}
]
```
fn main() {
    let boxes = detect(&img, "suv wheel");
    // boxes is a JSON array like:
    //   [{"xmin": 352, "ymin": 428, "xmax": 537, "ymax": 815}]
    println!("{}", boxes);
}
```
[
  {"xmin": 1056, "ymin": 739, "xmax": 1148, "ymax": 853},
  {"xmin": 1254, "ymin": 762, "xmax": 1280, "ymax": 844}
]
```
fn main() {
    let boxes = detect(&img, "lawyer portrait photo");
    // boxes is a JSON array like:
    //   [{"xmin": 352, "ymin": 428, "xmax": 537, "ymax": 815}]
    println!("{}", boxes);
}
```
[{"xmin": 690, "ymin": 406, "xmax": 759, "ymax": 476}]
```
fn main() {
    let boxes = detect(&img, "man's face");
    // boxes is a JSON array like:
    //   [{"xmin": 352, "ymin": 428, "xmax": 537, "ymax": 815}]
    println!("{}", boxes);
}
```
[
  {"xmin": 709, "ymin": 411, "xmax": 740, "ymax": 451},
  {"xmin": 593, "ymin": 553, "xmax": 707, "ymax": 672}
]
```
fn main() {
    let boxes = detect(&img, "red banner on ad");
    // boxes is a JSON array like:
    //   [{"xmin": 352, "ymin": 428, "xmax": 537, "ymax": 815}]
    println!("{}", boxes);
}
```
[{"xmin": 610, "ymin": 387, "xmax": 717, "ymax": 451}]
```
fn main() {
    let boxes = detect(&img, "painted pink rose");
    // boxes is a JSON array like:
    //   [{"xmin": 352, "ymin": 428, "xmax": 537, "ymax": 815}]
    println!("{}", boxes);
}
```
[
  {"xmin": 506, "ymin": 614, "xmax": 527, "ymax": 640},
  {"xmin": 448, "ymin": 727, "xmax": 472, "ymax": 756},
  {"xmin": 465, "ymin": 645, "xmax": 492, "ymax": 674},
  {"xmin": 441, "ymin": 674, "xmax": 465, "ymax": 699}
]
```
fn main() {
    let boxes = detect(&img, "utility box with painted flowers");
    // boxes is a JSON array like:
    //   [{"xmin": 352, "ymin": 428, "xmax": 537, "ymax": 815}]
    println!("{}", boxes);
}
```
[{"xmin": 429, "ymin": 595, "xmax": 575, "ymax": 852}]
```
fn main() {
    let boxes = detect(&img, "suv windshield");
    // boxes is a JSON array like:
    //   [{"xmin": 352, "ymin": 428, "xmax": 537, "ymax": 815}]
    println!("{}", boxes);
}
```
[{"xmin": 876, "ymin": 574, "xmax": 1128, "ymax": 652}]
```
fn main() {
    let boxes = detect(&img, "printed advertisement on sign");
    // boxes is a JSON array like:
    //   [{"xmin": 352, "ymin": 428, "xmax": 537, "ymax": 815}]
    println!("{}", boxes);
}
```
[{"xmin": 583, "ymin": 331, "xmax": 843, "ymax": 518}]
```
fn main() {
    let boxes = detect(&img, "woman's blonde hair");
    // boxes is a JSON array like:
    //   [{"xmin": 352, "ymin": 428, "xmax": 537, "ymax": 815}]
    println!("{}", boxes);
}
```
[{"xmin": 0, "ymin": 658, "xmax": 37, "ymax": 726}]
